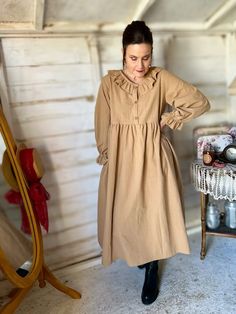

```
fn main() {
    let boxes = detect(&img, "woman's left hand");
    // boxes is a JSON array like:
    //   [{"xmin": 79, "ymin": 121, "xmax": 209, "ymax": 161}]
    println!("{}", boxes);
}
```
[{"xmin": 160, "ymin": 122, "xmax": 166, "ymax": 130}]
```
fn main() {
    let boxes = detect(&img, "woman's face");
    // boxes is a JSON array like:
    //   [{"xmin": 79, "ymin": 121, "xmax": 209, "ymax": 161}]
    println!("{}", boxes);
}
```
[{"xmin": 124, "ymin": 43, "xmax": 152, "ymax": 79}]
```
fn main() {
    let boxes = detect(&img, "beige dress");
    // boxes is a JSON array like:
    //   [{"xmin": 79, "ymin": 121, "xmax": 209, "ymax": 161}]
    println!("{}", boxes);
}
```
[{"xmin": 95, "ymin": 67, "xmax": 210, "ymax": 266}]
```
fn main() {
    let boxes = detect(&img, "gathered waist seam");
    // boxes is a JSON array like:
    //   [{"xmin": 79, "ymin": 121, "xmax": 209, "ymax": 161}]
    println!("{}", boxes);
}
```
[{"xmin": 110, "ymin": 122, "xmax": 160, "ymax": 126}]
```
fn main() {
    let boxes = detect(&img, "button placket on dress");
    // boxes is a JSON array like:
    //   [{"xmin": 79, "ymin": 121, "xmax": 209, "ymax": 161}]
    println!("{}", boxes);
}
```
[{"xmin": 133, "ymin": 86, "xmax": 139, "ymax": 123}]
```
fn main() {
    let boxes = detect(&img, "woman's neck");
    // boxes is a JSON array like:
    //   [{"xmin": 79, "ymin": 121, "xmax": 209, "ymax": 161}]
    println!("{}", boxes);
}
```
[{"xmin": 123, "ymin": 69, "xmax": 144, "ymax": 85}]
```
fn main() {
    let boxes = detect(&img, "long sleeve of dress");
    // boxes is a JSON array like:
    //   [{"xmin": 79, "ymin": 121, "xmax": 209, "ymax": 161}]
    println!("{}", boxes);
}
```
[
  {"xmin": 95, "ymin": 77, "xmax": 111, "ymax": 165},
  {"xmin": 160, "ymin": 69, "xmax": 210, "ymax": 130}
]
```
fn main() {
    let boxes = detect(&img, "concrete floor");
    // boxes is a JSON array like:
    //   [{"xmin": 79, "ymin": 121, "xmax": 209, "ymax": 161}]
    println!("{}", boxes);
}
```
[{"xmin": 4, "ymin": 231, "xmax": 234, "ymax": 314}]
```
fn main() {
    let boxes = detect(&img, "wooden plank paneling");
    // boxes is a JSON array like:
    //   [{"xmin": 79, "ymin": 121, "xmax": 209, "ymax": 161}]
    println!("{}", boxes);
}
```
[
  {"xmin": 12, "ymin": 99, "xmax": 94, "ymax": 120},
  {"xmin": 13, "ymin": 112, "xmax": 94, "ymax": 139},
  {"xmin": 10, "ymin": 81, "xmax": 94, "ymax": 103},
  {"xmin": 44, "ymin": 236, "xmax": 100, "ymax": 270},
  {"xmin": 40, "ymin": 146, "xmax": 97, "ymax": 170},
  {"xmin": 46, "ymin": 176, "xmax": 99, "ymax": 202},
  {"xmin": 47, "ymin": 192, "xmax": 97, "ymax": 219},
  {"xmin": 167, "ymin": 36, "xmax": 226, "ymax": 84},
  {"xmin": 17, "ymin": 131, "xmax": 95, "ymax": 152},
  {"xmin": 42, "ymin": 163, "xmax": 100, "ymax": 186},
  {"xmin": 165, "ymin": 35, "xmax": 230, "ymax": 226},
  {"xmin": 7, "ymin": 64, "xmax": 92, "ymax": 86},
  {"xmin": 1, "ymin": 35, "xmax": 101, "ymax": 269},
  {"xmin": 47, "ymin": 206, "xmax": 97, "ymax": 234},
  {"xmin": 2, "ymin": 37, "xmax": 90, "ymax": 66},
  {"xmin": 44, "ymin": 221, "xmax": 97, "ymax": 250}
]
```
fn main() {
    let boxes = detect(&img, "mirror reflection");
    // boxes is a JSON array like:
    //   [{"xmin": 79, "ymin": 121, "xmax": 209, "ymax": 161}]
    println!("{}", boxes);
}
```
[{"xmin": 0, "ymin": 134, "xmax": 33, "ymax": 279}]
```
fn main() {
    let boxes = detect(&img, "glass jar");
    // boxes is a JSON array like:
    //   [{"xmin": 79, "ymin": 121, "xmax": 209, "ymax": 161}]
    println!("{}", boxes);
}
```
[
  {"xmin": 206, "ymin": 202, "xmax": 220, "ymax": 229},
  {"xmin": 224, "ymin": 200, "xmax": 236, "ymax": 229},
  {"xmin": 203, "ymin": 143, "xmax": 215, "ymax": 166}
]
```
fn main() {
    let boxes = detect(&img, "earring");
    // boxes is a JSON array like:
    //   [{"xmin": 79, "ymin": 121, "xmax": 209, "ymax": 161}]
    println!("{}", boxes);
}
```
[{"xmin": 123, "ymin": 62, "xmax": 127, "ymax": 70}]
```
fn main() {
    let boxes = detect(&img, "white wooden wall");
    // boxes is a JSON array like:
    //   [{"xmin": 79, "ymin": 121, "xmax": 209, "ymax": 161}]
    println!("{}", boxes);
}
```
[
  {"xmin": 0, "ymin": 32, "xmax": 233, "ymax": 269},
  {"xmin": 1, "ymin": 37, "xmax": 101, "ymax": 269},
  {"xmin": 166, "ymin": 35, "xmax": 229, "ymax": 212}
]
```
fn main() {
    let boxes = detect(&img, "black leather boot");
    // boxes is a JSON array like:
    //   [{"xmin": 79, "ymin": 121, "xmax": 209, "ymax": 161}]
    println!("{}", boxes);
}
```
[
  {"xmin": 137, "ymin": 263, "xmax": 146, "ymax": 269},
  {"xmin": 141, "ymin": 260, "xmax": 159, "ymax": 305}
]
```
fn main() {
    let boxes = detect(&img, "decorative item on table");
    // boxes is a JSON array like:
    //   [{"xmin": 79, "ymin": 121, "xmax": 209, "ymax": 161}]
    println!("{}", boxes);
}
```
[
  {"xmin": 197, "ymin": 134, "xmax": 233, "ymax": 160},
  {"xmin": 203, "ymin": 143, "xmax": 215, "ymax": 166},
  {"xmin": 212, "ymin": 160, "xmax": 225, "ymax": 168},
  {"xmin": 206, "ymin": 202, "xmax": 220, "ymax": 229},
  {"xmin": 218, "ymin": 142, "xmax": 236, "ymax": 164},
  {"xmin": 224, "ymin": 200, "xmax": 236, "ymax": 229},
  {"xmin": 193, "ymin": 124, "xmax": 232, "ymax": 151}
]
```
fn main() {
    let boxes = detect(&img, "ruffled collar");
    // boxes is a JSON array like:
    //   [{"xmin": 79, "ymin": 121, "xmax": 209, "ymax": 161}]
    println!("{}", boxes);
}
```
[{"xmin": 109, "ymin": 67, "xmax": 162, "ymax": 95}]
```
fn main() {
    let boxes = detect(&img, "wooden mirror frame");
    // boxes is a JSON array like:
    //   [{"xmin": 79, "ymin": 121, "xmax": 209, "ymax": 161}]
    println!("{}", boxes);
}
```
[{"xmin": 0, "ymin": 107, "xmax": 81, "ymax": 313}]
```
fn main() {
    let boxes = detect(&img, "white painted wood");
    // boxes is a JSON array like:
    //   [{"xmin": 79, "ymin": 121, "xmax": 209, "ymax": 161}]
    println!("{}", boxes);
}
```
[
  {"xmin": 47, "ymin": 192, "xmax": 97, "ymax": 219},
  {"xmin": 13, "ymin": 112, "xmax": 94, "ymax": 139},
  {"xmin": 43, "ymin": 22, "xmax": 100, "ymax": 33},
  {"xmin": 2, "ymin": 37, "xmax": 90, "ymax": 66},
  {"xmin": 98, "ymin": 36, "xmax": 122, "ymax": 63},
  {"xmin": 39, "ymin": 146, "xmax": 97, "ymax": 171},
  {"xmin": 205, "ymin": 0, "xmax": 236, "ymax": 28},
  {"xmin": 42, "ymin": 164, "xmax": 100, "ymax": 188},
  {"xmin": 229, "ymin": 78, "xmax": 236, "ymax": 94},
  {"xmin": 53, "ymin": 256, "xmax": 101, "ymax": 277},
  {"xmin": 101, "ymin": 63, "xmax": 122, "ymax": 76},
  {"xmin": 0, "ymin": 40, "xmax": 14, "ymax": 132},
  {"xmin": 12, "ymin": 99, "xmax": 94, "ymax": 120},
  {"xmin": 1, "ymin": 34, "xmax": 101, "ymax": 271},
  {"xmin": 165, "ymin": 34, "xmax": 230, "ymax": 200},
  {"xmin": 167, "ymin": 36, "xmax": 226, "ymax": 84},
  {"xmin": 132, "ymin": 0, "xmax": 156, "ymax": 21},
  {"xmin": 229, "ymin": 95, "xmax": 236, "ymax": 121},
  {"xmin": 87, "ymin": 35, "xmax": 102, "ymax": 94},
  {"xmin": 44, "ymin": 237, "xmax": 100, "ymax": 270},
  {"xmin": 9, "ymin": 81, "xmax": 93, "ymax": 103},
  {"xmin": 144, "ymin": 22, "xmax": 205, "ymax": 31},
  {"xmin": 7, "ymin": 64, "xmax": 91, "ymax": 86},
  {"xmin": 166, "ymin": 36, "xmax": 225, "ymax": 58},
  {"xmin": 47, "ymin": 206, "xmax": 97, "ymax": 234},
  {"xmin": 16, "ymin": 131, "xmax": 95, "ymax": 153},
  {"xmin": 34, "ymin": 0, "xmax": 45, "ymax": 31},
  {"xmin": 46, "ymin": 176, "xmax": 99, "ymax": 202},
  {"xmin": 152, "ymin": 36, "xmax": 173, "ymax": 68},
  {"xmin": 0, "ymin": 22, "xmax": 34, "ymax": 32},
  {"xmin": 0, "ymin": 0, "xmax": 34, "ymax": 22},
  {"xmin": 43, "ymin": 221, "xmax": 97, "ymax": 250},
  {"xmin": 226, "ymin": 33, "xmax": 236, "ymax": 86}
]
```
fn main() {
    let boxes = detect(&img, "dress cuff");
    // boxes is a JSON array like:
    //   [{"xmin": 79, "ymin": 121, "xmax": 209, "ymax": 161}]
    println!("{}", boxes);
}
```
[
  {"xmin": 161, "ymin": 111, "xmax": 183, "ymax": 130},
  {"xmin": 96, "ymin": 149, "xmax": 108, "ymax": 165}
]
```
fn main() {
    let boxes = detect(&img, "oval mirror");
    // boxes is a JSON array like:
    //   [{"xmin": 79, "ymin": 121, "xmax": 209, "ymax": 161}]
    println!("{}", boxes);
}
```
[
  {"xmin": 0, "ymin": 106, "xmax": 80, "ymax": 313},
  {"xmin": 0, "ymin": 134, "xmax": 33, "ymax": 280},
  {"xmin": 0, "ymin": 107, "xmax": 42, "ymax": 291}
]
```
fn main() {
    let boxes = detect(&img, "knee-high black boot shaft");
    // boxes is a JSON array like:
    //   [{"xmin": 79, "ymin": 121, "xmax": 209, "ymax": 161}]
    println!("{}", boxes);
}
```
[{"xmin": 141, "ymin": 260, "xmax": 159, "ymax": 305}]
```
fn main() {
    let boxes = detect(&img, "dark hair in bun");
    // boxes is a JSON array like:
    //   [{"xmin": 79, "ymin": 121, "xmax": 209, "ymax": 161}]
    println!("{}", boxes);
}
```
[{"xmin": 122, "ymin": 21, "xmax": 153, "ymax": 66}]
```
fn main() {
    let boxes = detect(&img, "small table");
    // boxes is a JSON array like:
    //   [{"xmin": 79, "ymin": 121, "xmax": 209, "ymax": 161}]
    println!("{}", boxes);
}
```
[{"xmin": 191, "ymin": 161, "xmax": 236, "ymax": 259}]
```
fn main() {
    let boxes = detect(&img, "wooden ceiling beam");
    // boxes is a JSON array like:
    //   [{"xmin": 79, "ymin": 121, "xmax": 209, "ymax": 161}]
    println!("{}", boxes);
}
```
[
  {"xmin": 132, "ymin": 0, "xmax": 156, "ymax": 21},
  {"xmin": 205, "ymin": 0, "xmax": 236, "ymax": 28},
  {"xmin": 34, "ymin": 0, "xmax": 45, "ymax": 31}
]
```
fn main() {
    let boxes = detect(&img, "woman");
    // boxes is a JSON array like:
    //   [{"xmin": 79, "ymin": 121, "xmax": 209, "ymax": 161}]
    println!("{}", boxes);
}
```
[{"xmin": 95, "ymin": 21, "xmax": 210, "ymax": 305}]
